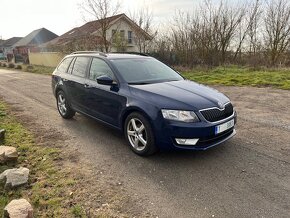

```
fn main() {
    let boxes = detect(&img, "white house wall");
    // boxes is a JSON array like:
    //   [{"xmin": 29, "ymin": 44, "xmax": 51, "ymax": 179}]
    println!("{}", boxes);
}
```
[{"xmin": 94, "ymin": 18, "xmax": 140, "ymax": 52}]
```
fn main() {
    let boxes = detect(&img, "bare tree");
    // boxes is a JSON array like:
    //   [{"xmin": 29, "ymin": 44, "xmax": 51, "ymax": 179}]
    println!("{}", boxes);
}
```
[
  {"xmin": 193, "ymin": 0, "xmax": 245, "ymax": 65},
  {"xmin": 128, "ymin": 0, "xmax": 290, "ymax": 68},
  {"xmin": 170, "ymin": 11, "xmax": 192, "ymax": 65},
  {"xmin": 233, "ymin": 0, "xmax": 261, "ymax": 62},
  {"xmin": 264, "ymin": 0, "xmax": 290, "ymax": 66},
  {"xmin": 80, "ymin": 0, "xmax": 121, "ymax": 52},
  {"xmin": 129, "ymin": 7, "xmax": 156, "ymax": 53}
]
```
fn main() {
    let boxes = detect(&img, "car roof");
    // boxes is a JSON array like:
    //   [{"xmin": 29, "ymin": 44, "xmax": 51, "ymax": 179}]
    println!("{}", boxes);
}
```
[{"xmin": 66, "ymin": 52, "xmax": 152, "ymax": 60}]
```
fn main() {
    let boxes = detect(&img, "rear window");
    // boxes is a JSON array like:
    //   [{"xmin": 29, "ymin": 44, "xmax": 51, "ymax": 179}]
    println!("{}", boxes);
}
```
[
  {"xmin": 57, "ymin": 57, "xmax": 73, "ymax": 74},
  {"xmin": 71, "ymin": 57, "xmax": 90, "ymax": 78}
]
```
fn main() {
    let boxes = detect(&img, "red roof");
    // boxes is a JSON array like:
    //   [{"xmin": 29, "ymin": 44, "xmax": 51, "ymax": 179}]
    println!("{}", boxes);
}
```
[
  {"xmin": 44, "ymin": 14, "xmax": 124, "ymax": 47},
  {"xmin": 42, "ymin": 13, "xmax": 152, "ymax": 47}
]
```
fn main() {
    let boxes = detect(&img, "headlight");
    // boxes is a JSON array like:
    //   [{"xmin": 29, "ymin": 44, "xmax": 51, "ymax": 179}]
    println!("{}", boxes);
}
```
[{"xmin": 161, "ymin": 110, "xmax": 199, "ymax": 123}]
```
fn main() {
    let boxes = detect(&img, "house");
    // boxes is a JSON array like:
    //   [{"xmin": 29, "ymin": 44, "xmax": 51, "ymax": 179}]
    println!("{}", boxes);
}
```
[
  {"xmin": 0, "ymin": 37, "xmax": 22, "ymax": 62},
  {"xmin": 0, "ymin": 39, "xmax": 4, "ymax": 50},
  {"xmin": 44, "ymin": 13, "xmax": 152, "ymax": 53},
  {"xmin": 14, "ymin": 28, "xmax": 58, "ymax": 63}
]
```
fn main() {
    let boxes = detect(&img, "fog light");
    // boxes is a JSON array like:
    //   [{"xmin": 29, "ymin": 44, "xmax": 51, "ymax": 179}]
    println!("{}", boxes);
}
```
[{"xmin": 175, "ymin": 138, "xmax": 199, "ymax": 146}]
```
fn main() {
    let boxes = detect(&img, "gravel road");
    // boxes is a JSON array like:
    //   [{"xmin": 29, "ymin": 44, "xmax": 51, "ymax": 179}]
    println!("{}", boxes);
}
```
[{"xmin": 0, "ymin": 69, "xmax": 289, "ymax": 217}]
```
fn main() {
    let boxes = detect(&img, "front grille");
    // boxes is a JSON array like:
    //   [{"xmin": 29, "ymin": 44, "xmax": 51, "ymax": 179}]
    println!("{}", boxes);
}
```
[{"xmin": 200, "ymin": 103, "xmax": 233, "ymax": 122}]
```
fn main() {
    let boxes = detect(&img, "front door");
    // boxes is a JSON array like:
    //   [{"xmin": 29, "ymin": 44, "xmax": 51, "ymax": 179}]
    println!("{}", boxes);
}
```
[{"xmin": 85, "ymin": 58, "xmax": 126, "ymax": 127}]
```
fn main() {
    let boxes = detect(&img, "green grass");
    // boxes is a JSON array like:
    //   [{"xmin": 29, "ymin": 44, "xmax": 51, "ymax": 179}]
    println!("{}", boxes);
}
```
[
  {"xmin": 0, "ymin": 101, "xmax": 81, "ymax": 217},
  {"xmin": 2, "ymin": 63, "xmax": 290, "ymax": 90},
  {"xmin": 0, "ymin": 64, "xmax": 54, "ymax": 75},
  {"xmin": 24, "ymin": 65, "xmax": 54, "ymax": 75},
  {"xmin": 181, "ymin": 66, "xmax": 290, "ymax": 90},
  {"xmin": 71, "ymin": 205, "xmax": 86, "ymax": 218}
]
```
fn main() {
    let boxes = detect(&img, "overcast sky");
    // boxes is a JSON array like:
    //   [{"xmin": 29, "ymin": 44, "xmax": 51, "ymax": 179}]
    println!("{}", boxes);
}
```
[{"xmin": 0, "ymin": 0, "xmax": 213, "ymax": 39}]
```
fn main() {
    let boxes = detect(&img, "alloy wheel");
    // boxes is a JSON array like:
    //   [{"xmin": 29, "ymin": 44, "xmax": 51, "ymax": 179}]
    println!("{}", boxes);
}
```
[
  {"xmin": 57, "ymin": 93, "xmax": 67, "ymax": 116},
  {"xmin": 127, "ymin": 118, "xmax": 147, "ymax": 151}
]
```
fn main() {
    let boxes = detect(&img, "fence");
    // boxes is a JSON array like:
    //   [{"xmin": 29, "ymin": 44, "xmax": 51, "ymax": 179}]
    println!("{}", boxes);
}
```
[{"xmin": 29, "ymin": 52, "xmax": 64, "ymax": 67}]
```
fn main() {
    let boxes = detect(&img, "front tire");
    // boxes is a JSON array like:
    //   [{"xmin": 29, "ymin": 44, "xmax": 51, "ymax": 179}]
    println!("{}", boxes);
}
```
[
  {"xmin": 124, "ymin": 112, "xmax": 157, "ymax": 156},
  {"xmin": 56, "ymin": 90, "xmax": 75, "ymax": 119}
]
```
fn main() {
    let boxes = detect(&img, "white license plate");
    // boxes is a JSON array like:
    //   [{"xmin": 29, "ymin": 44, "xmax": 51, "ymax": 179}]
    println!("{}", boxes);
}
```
[{"xmin": 215, "ymin": 119, "xmax": 235, "ymax": 135}]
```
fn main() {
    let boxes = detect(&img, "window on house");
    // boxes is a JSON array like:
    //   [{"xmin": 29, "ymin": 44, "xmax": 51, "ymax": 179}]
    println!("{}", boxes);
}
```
[
  {"xmin": 112, "ymin": 29, "xmax": 117, "ymax": 43},
  {"xmin": 128, "ymin": 31, "xmax": 133, "ymax": 44}
]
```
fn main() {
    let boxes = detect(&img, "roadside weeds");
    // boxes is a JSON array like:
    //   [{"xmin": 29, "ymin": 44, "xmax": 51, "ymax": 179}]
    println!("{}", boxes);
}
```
[
  {"xmin": 0, "ymin": 100, "xmax": 148, "ymax": 217},
  {"xmin": 0, "ymin": 100, "xmax": 86, "ymax": 216},
  {"xmin": 1, "ymin": 64, "xmax": 290, "ymax": 90},
  {"xmin": 181, "ymin": 66, "xmax": 290, "ymax": 90},
  {"xmin": 0, "ymin": 64, "xmax": 54, "ymax": 75}
]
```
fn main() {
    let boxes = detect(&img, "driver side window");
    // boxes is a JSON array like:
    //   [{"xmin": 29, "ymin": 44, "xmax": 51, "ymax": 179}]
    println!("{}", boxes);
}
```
[{"xmin": 89, "ymin": 58, "xmax": 115, "ymax": 81}]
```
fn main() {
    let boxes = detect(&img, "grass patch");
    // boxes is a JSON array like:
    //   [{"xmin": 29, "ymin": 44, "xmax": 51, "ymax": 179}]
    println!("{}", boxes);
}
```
[
  {"xmin": 181, "ymin": 66, "xmax": 290, "ymax": 90},
  {"xmin": 0, "ymin": 101, "xmax": 82, "ymax": 217},
  {"xmin": 23, "ymin": 65, "xmax": 54, "ymax": 75},
  {"xmin": 1, "ymin": 63, "xmax": 290, "ymax": 90},
  {"xmin": 0, "ymin": 64, "xmax": 54, "ymax": 75},
  {"xmin": 71, "ymin": 204, "xmax": 86, "ymax": 217}
]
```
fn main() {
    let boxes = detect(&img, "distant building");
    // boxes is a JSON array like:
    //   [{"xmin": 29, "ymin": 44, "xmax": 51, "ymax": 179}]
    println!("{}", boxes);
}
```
[
  {"xmin": 0, "ymin": 37, "xmax": 22, "ymax": 62},
  {"xmin": 43, "ymin": 13, "xmax": 152, "ymax": 53},
  {"xmin": 14, "ymin": 28, "xmax": 58, "ymax": 63}
]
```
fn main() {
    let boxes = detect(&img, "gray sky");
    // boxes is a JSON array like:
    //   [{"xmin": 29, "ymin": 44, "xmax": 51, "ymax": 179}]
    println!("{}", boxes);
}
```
[{"xmin": 0, "ymin": 0, "xmax": 209, "ymax": 39}]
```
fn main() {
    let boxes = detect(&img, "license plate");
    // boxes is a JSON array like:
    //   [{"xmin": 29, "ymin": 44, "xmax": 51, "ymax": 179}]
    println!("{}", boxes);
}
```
[{"xmin": 215, "ymin": 119, "xmax": 234, "ymax": 135}]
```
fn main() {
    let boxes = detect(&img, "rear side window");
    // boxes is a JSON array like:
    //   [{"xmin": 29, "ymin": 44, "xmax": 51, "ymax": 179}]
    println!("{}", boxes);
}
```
[
  {"xmin": 71, "ymin": 57, "xmax": 90, "ymax": 78},
  {"xmin": 57, "ymin": 57, "xmax": 73, "ymax": 74},
  {"xmin": 67, "ymin": 58, "xmax": 75, "ymax": 74},
  {"xmin": 89, "ymin": 58, "xmax": 115, "ymax": 80}
]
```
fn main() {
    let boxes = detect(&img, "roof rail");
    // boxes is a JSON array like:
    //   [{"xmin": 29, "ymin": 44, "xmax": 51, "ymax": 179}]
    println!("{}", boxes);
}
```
[
  {"xmin": 111, "ymin": 52, "xmax": 149, "ymax": 57},
  {"xmin": 71, "ymin": 51, "xmax": 107, "ymax": 57}
]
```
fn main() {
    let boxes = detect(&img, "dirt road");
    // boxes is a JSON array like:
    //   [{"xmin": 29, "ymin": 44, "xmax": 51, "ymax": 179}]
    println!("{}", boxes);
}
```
[{"xmin": 0, "ymin": 69, "xmax": 289, "ymax": 217}]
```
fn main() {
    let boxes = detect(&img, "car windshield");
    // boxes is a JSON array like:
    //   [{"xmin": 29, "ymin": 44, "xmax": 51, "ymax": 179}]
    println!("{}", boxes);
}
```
[{"xmin": 111, "ymin": 58, "xmax": 183, "ymax": 84}]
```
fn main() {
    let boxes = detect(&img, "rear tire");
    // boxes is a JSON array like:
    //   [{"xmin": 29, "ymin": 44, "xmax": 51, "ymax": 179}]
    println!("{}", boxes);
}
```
[
  {"xmin": 56, "ymin": 90, "xmax": 75, "ymax": 119},
  {"xmin": 124, "ymin": 112, "xmax": 157, "ymax": 156}
]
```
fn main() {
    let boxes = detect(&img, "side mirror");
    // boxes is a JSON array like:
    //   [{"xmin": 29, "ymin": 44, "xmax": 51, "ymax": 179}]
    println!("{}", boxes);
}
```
[{"xmin": 96, "ymin": 75, "xmax": 115, "ymax": 86}]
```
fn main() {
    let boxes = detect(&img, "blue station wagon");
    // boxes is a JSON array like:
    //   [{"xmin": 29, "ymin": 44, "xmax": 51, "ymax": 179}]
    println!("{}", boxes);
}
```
[{"xmin": 52, "ymin": 52, "xmax": 237, "ymax": 156}]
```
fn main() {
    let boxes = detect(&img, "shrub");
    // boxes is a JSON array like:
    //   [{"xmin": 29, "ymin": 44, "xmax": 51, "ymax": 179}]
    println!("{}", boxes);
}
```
[
  {"xmin": 2, "ymin": 63, "xmax": 7, "ymax": 67},
  {"xmin": 8, "ymin": 63, "xmax": 15, "ymax": 68},
  {"xmin": 26, "ymin": 65, "xmax": 34, "ymax": 71},
  {"xmin": 15, "ymin": 65, "xmax": 22, "ymax": 70}
]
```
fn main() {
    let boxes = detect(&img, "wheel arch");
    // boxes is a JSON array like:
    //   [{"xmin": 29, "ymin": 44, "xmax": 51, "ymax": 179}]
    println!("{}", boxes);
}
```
[{"xmin": 121, "ymin": 106, "xmax": 154, "ymax": 132}]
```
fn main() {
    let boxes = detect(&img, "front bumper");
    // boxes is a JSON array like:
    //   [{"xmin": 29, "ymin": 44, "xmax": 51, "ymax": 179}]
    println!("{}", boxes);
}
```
[{"xmin": 155, "ymin": 112, "xmax": 237, "ymax": 151}]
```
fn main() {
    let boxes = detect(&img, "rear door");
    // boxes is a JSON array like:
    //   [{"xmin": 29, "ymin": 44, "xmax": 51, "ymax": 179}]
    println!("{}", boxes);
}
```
[
  {"xmin": 52, "ymin": 57, "xmax": 74, "ymax": 95},
  {"xmin": 65, "ymin": 56, "xmax": 91, "ymax": 113}
]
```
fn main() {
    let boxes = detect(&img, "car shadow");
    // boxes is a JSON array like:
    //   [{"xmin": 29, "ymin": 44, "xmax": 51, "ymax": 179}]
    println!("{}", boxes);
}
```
[{"xmin": 66, "ymin": 113, "xmax": 235, "ymax": 162}]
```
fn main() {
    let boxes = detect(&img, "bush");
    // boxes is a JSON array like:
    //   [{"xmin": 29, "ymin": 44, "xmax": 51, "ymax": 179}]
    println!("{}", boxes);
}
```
[
  {"xmin": 8, "ymin": 63, "xmax": 15, "ymax": 68},
  {"xmin": 15, "ymin": 65, "xmax": 22, "ymax": 70},
  {"xmin": 26, "ymin": 65, "xmax": 34, "ymax": 71},
  {"xmin": 2, "ymin": 63, "xmax": 7, "ymax": 67}
]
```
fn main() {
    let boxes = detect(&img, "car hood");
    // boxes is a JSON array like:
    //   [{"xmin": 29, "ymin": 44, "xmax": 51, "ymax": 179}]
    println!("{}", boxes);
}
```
[{"xmin": 129, "ymin": 80, "xmax": 230, "ymax": 111}]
